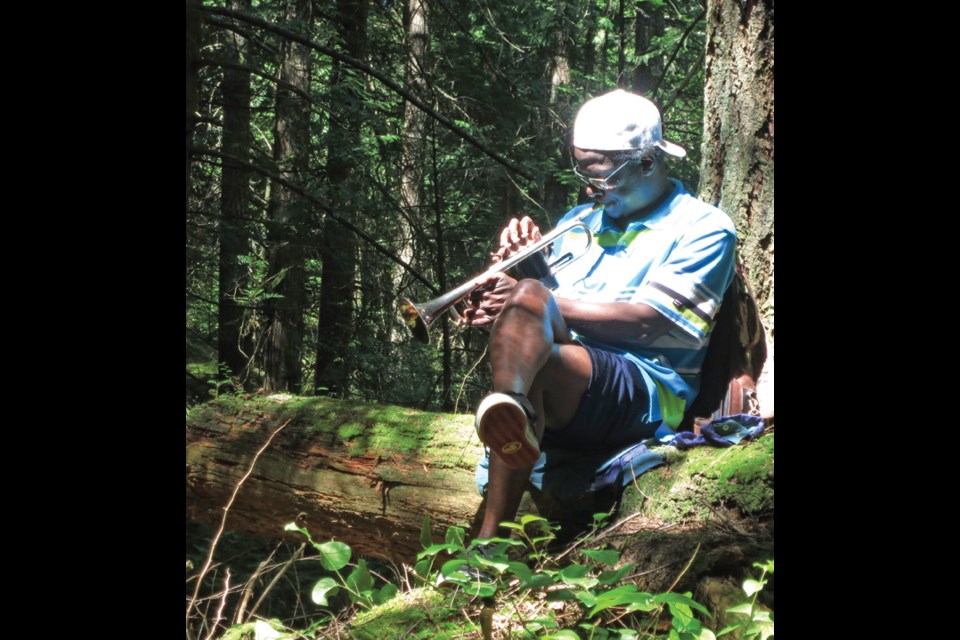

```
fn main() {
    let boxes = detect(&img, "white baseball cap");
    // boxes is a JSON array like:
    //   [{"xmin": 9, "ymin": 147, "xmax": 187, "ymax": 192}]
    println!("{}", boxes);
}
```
[{"xmin": 572, "ymin": 89, "xmax": 686, "ymax": 158}]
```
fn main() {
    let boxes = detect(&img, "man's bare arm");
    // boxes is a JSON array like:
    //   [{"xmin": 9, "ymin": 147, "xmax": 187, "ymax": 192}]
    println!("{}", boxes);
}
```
[{"xmin": 556, "ymin": 298, "xmax": 674, "ymax": 344}]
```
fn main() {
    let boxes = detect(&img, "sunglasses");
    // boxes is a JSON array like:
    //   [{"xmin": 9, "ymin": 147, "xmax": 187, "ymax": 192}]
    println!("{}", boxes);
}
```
[{"xmin": 572, "ymin": 158, "xmax": 633, "ymax": 191}]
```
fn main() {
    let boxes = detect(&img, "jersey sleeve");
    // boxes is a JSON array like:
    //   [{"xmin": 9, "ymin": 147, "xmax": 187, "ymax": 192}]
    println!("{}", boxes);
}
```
[{"xmin": 633, "ymin": 218, "xmax": 736, "ymax": 346}]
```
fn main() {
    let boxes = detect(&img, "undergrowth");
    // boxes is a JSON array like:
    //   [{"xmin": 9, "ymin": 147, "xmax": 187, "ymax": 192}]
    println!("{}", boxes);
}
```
[{"xmin": 186, "ymin": 513, "xmax": 773, "ymax": 640}]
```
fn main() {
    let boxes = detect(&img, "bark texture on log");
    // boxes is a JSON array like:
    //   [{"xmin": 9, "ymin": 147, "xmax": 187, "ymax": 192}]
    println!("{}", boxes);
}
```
[{"xmin": 186, "ymin": 396, "xmax": 485, "ymax": 562}]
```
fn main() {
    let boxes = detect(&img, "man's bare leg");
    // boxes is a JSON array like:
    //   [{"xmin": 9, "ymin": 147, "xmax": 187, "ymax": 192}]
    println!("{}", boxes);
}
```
[{"xmin": 477, "ymin": 280, "xmax": 592, "ymax": 539}]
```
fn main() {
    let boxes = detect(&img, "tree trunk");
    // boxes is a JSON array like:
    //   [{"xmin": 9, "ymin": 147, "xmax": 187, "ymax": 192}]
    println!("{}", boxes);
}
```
[
  {"xmin": 186, "ymin": 396, "xmax": 486, "ymax": 561},
  {"xmin": 218, "ymin": 0, "xmax": 252, "ymax": 382},
  {"xmin": 698, "ymin": 0, "xmax": 774, "ymax": 418},
  {"xmin": 315, "ymin": 0, "xmax": 367, "ymax": 396},
  {"xmin": 186, "ymin": 0, "xmax": 201, "ymax": 228},
  {"xmin": 632, "ymin": 0, "xmax": 664, "ymax": 96},
  {"xmin": 263, "ymin": 0, "xmax": 313, "ymax": 394}
]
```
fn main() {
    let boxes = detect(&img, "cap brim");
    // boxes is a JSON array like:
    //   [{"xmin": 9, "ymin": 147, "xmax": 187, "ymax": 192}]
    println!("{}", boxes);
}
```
[{"xmin": 658, "ymin": 139, "xmax": 687, "ymax": 158}]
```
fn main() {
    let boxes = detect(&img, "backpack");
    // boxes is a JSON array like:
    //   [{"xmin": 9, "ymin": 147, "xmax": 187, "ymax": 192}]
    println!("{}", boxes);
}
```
[{"xmin": 680, "ymin": 260, "xmax": 767, "ymax": 430}]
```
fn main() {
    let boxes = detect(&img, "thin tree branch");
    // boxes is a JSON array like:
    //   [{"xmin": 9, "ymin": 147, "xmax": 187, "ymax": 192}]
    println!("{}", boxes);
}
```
[
  {"xmin": 661, "ymin": 51, "xmax": 704, "ymax": 116},
  {"xmin": 652, "ymin": 9, "xmax": 706, "ymax": 102},
  {"xmin": 192, "ymin": 146, "xmax": 439, "ymax": 294},
  {"xmin": 187, "ymin": 419, "xmax": 292, "ymax": 634},
  {"xmin": 204, "ymin": 8, "xmax": 534, "ymax": 181}
]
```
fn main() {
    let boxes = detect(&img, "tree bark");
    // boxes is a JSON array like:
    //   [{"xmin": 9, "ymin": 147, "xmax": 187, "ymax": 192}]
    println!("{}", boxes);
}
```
[
  {"xmin": 263, "ymin": 0, "xmax": 313, "ymax": 394},
  {"xmin": 186, "ymin": 0, "xmax": 201, "ymax": 231},
  {"xmin": 218, "ymin": 0, "xmax": 253, "ymax": 382},
  {"xmin": 186, "ymin": 396, "xmax": 486, "ymax": 562},
  {"xmin": 314, "ymin": 0, "xmax": 367, "ymax": 396},
  {"xmin": 632, "ymin": 0, "xmax": 664, "ymax": 96},
  {"xmin": 698, "ymin": 0, "xmax": 774, "ymax": 417}
]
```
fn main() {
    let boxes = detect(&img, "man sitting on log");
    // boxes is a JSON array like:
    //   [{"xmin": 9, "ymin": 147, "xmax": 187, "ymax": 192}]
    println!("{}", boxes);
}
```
[{"xmin": 461, "ymin": 89, "xmax": 737, "ymax": 540}]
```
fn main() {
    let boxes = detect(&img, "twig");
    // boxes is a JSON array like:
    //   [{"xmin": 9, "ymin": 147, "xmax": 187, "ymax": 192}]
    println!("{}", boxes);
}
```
[
  {"xmin": 206, "ymin": 569, "xmax": 231, "ymax": 640},
  {"xmin": 666, "ymin": 542, "xmax": 700, "ymax": 594},
  {"xmin": 244, "ymin": 543, "xmax": 307, "ymax": 623},
  {"xmin": 186, "ymin": 419, "xmax": 293, "ymax": 632},
  {"xmin": 553, "ymin": 510, "xmax": 643, "ymax": 564}
]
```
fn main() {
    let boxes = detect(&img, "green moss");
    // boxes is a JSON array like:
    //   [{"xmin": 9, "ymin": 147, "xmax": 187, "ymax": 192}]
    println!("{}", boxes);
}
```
[
  {"xmin": 622, "ymin": 434, "xmax": 774, "ymax": 522},
  {"xmin": 188, "ymin": 395, "xmax": 482, "ymax": 469},
  {"xmin": 349, "ymin": 588, "xmax": 474, "ymax": 640}
]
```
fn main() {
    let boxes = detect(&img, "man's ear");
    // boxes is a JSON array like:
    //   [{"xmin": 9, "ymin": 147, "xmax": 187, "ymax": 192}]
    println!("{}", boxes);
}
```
[{"xmin": 639, "ymin": 154, "xmax": 657, "ymax": 176}]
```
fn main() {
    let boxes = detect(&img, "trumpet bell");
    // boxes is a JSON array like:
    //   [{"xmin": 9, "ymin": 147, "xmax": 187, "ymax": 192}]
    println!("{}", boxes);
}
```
[{"xmin": 398, "ymin": 297, "xmax": 431, "ymax": 344}]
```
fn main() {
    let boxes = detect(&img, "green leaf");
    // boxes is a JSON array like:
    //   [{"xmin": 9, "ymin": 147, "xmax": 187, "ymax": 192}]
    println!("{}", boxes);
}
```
[
  {"xmin": 473, "ymin": 554, "xmax": 510, "ymax": 574},
  {"xmin": 742, "ymin": 579, "xmax": 765, "ymax": 596},
  {"xmin": 753, "ymin": 610, "xmax": 772, "ymax": 623},
  {"xmin": 525, "ymin": 573, "xmax": 554, "ymax": 589},
  {"xmin": 697, "ymin": 630, "xmax": 717, "ymax": 640},
  {"xmin": 654, "ymin": 592, "xmax": 711, "ymax": 617},
  {"xmin": 716, "ymin": 623, "xmax": 741, "ymax": 637},
  {"xmin": 419, "ymin": 514, "xmax": 433, "ymax": 550},
  {"xmin": 582, "ymin": 549, "xmax": 620, "ymax": 567},
  {"xmin": 372, "ymin": 583, "xmax": 398, "ymax": 605},
  {"xmin": 311, "ymin": 577, "xmax": 339, "ymax": 606},
  {"xmin": 507, "ymin": 561, "xmax": 533, "ymax": 584},
  {"xmin": 347, "ymin": 559, "xmax": 374, "ymax": 593},
  {"xmin": 576, "ymin": 590, "xmax": 598, "ymax": 607},
  {"xmin": 726, "ymin": 603, "xmax": 754, "ymax": 615},
  {"xmin": 416, "ymin": 543, "xmax": 461, "ymax": 559},
  {"xmin": 444, "ymin": 526, "xmax": 465, "ymax": 548},
  {"xmin": 315, "ymin": 541, "xmax": 351, "ymax": 571},
  {"xmin": 546, "ymin": 588, "xmax": 577, "ymax": 602},
  {"xmin": 598, "ymin": 563, "xmax": 634, "ymax": 585},
  {"xmin": 521, "ymin": 514, "xmax": 549, "ymax": 526},
  {"xmin": 499, "ymin": 522, "xmax": 524, "ymax": 531},
  {"xmin": 752, "ymin": 560, "xmax": 774, "ymax": 573},
  {"xmin": 559, "ymin": 564, "xmax": 598, "ymax": 589},
  {"xmin": 544, "ymin": 630, "xmax": 581, "ymax": 639}
]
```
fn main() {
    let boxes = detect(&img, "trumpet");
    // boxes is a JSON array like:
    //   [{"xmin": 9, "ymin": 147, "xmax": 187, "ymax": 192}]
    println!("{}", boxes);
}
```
[{"xmin": 398, "ymin": 203, "xmax": 601, "ymax": 344}]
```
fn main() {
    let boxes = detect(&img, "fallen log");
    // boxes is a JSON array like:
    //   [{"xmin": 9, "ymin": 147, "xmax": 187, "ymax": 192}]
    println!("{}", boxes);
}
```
[{"xmin": 186, "ymin": 395, "xmax": 486, "ymax": 562}]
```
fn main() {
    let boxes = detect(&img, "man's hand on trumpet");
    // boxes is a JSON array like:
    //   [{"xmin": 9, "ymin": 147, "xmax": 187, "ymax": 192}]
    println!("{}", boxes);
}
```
[
  {"xmin": 459, "ymin": 272, "xmax": 517, "ymax": 327},
  {"xmin": 460, "ymin": 216, "xmax": 543, "ymax": 327},
  {"xmin": 491, "ymin": 216, "xmax": 543, "ymax": 264}
]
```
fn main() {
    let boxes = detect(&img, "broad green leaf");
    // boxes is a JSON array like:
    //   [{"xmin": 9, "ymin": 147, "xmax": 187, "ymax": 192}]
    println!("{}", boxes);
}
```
[
  {"xmin": 716, "ymin": 623, "xmax": 741, "ymax": 637},
  {"xmin": 531, "ymin": 535, "xmax": 557, "ymax": 545},
  {"xmin": 347, "ymin": 559, "xmax": 374, "ymax": 593},
  {"xmin": 598, "ymin": 563, "xmax": 634, "ymax": 585},
  {"xmin": 315, "ymin": 541, "xmax": 351, "ymax": 571},
  {"xmin": 546, "ymin": 588, "xmax": 577, "ymax": 602},
  {"xmin": 559, "ymin": 564, "xmax": 598, "ymax": 589},
  {"xmin": 544, "ymin": 630, "xmax": 581, "ymax": 640},
  {"xmin": 253, "ymin": 620, "xmax": 283, "ymax": 640},
  {"xmin": 582, "ymin": 549, "xmax": 620, "ymax": 566},
  {"xmin": 752, "ymin": 560, "xmax": 774, "ymax": 573},
  {"xmin": 419, "ymin": 514, "xmax": 432, "ymax": 550},
  {"xmin": 416, "ymin": 543, "xmax": 461, "ymax": 559},
  {"xmin": 697, "ymin": 630, "xmax": 717, "ymax": 640},
  {"xmin": 576, "ymin": 590, "xmax": 598, "ymax": 607},
  {"xmin": 473, "ymin": 554, "xmax": 510, "ymax": 573},
  {"xmin": 311, "ymin": 577, "xmax": 339, "ymax": 606},
  {"xmin": 444, "ymin": 526, "xmax": 465, "ymax": 548},
  {"xmin": 500, "ymin": 522, "xmax": 524, "ymax": 531},
  {"xmin": 753, "ymin": 610, "xmax": 772, "ymax": 623},
  {"xmin": 726, "ymin": 603, "xmax": 753, "ymax": 615},
  {"xmin": 521, "ymin": 514, "xmax": 549, "ymax": 526},
  {"xmin": 525, "ymin": 573, "xmax": 554, "ymax": 589},
  {"xmin": 372, "ymin": 583, "xmax": 398, "ymax": 605},
  {"xmin": 654, "ymin": 592, "xmax": 711, "ymax": 617},
  {"xmin": 507, "ymin": 561, "xmax": 533, "ymax": 584},
  {"xmin": 742, "ymin": 579, "xmax": 765, "ymax": 596}
]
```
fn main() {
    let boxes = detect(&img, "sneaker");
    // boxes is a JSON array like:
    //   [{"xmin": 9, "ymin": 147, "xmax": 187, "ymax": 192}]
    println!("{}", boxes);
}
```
[{"xmin": 476, "ymin": 392, "xmax": 540, "ymax": 469}]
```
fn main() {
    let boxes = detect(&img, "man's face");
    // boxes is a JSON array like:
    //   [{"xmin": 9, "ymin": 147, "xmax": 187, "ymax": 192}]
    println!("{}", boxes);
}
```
[{"xmin": 573, "ymin": 147, "xmax": 660, "ymax": 220}]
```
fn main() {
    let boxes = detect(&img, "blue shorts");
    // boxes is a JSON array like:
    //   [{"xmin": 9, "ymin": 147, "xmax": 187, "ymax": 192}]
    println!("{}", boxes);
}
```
[{"xmin": 541, "ymin": 344, "xmax": 661, "ymax": 451}]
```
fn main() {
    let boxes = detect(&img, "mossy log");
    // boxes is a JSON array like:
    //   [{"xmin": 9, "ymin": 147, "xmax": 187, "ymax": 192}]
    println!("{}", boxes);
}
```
[
  {"xmin": 186, "ymin": 395, "xmax": 487, "ymax": 562},
  {"xmin": 187, "ymin": 394, "xmax": 774, "ymax": 600}
]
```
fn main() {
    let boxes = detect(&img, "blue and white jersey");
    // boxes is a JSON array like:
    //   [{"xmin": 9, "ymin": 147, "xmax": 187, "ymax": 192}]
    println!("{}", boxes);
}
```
[{"xmin": 549, "ymin": 179, "xmax": 736, "ymax": 427}]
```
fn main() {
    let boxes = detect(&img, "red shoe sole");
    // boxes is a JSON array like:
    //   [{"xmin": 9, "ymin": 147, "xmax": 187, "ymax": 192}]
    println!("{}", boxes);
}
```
[{"xmin": 477, "ymin": 400, "xmax": 539, "ymax": 469}]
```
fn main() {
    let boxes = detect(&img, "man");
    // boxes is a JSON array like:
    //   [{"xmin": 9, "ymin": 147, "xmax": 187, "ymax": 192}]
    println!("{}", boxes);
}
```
[{"xmin": 462, "ymin": 89, "xmax": 737, "ymax": 540}]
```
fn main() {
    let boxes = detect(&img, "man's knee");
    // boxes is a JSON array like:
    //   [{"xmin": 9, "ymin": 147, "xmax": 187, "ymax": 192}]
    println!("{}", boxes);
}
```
[{"xmin": 501, "ymin": 279, "xmax": 552, "ymax": 318}]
